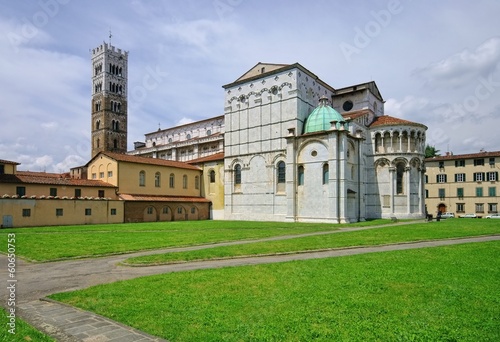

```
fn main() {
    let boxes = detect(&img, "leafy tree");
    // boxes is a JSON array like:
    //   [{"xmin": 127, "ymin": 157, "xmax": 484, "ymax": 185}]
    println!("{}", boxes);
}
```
[{"xmin": 425, "ymin": 145, "xmax": 440, "ymax": 158}]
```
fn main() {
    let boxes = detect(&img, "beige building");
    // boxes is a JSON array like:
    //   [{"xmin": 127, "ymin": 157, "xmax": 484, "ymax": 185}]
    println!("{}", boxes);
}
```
[
  {"xmin": 86, "ymin": 152, "xmax": 210, "ymax": 222},
  {"xmin": 424, "ymin": 150, "xmax": 499, "ymax": 217},
  {"xmin": 0, "ymin": 158, "xmax": 123, "ymax": 227}
]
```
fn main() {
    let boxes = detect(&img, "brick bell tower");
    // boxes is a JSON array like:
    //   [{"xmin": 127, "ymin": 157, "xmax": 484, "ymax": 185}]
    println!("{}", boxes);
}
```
[{"xmin": 91, "ymin": 40, "xmax": 128, "ymax": 158}]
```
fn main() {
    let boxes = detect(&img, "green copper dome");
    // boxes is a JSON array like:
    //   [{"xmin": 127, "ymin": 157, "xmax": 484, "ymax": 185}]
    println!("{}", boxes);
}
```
[{"xmin": 304, "ymin": 96, "xmax": 345, "ymax": 134}]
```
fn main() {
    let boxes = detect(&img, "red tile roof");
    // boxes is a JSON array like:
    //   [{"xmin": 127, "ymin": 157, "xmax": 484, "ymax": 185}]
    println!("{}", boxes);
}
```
[
  {"xmin": 342, "ymin": 109, "xmax": 371, "ymax": 120},
  {"xmin": 118, "ymin": 194, "xmax": 210, "ymax": 202},
  {"xmin": 0, "ymin": 159, "xmax": 20, "ymax": 165},
  {"xmin": 424, "ymin": 150, "xmax": 500, "ymax": 162},
  {"xmin": 93, "ymin": 152, "xmax": 201, "ymax": 171},
  {"xmin": 187, "ymin": 152, "xmax": 225, "ymax": 164},
  {"xmin": 0, "ymin": 172, "xmax": 116, "ymax": 187},
  {"xmin": 369, "ymin": 115, "xmax": 427, "ymax": 129}
]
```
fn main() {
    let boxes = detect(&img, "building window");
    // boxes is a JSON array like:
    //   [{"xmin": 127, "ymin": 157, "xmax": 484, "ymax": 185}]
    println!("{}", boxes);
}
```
[
  {"xmin": 234, "ymin": 165, "xmax": 242, "ymax": 185},
  {"xmin": 488, "ymin": 203, "xmax": 498, "ymax": 213},
  {"xmin": 108, "ymin": 171, "xmax": 113, "ymax": 177},
  {"xmin": 438, "ymin": 188, "xmax": 445, "ymax": 200},
  {"xmin": 146, "ymin": 207, "xmax": 153, "ymax": 215},
  {"xmin": 425, "ymin": 175, "xmax": 428, "ymax": 184},
  {"xmin": 177, "ymin": 207, "xmax": 183, "ymax": 214},
  {"xmin": 474, "ymin": 159, "xmax": 484, "ymax": 166},
  {"xmin": 476, "ymin": 203, "xmax": 484, "ymax": 213},
  {"xmin": 425, "ymin": 189, "xmax": 429, "ymax": 198},
  {"xmin": 85, "ymin": 208, "xmax": 92, "ymax": 216},
  {"xmin": 210, "ymin": 170, "xmax": 216, "ymax": 183},
  {"xmin": 92, "ymin": 173, "xmax": 97, "ymax": 179},
  {"xmin": 277, "ymin": 161, "xmax": 286, "ymax": 184},
  {"xmin": 186, "ymin": 134, "xmax": 191, "ymax": 140},
  {"xmin": 50, "ymin": 188, "xmax": 57, "ymax": 197},
  {"xmin": 455, "ymin": 159, "xmax": 465, "ymax": 167},
  {"xmin": 455, "ymin": 173, "xmax": 466, "ymax": 182},
  {"xmin": 456, "ymin": 203, "xmax": 465, "ymax": 213},
  {"xmin": 476, "ymin": 187, "xmax": 483, "ymax": 197},
  {"xmin": 321, "ymin": 164, "xmax": 329, "ymax": 185},
  {"xmin": 489, "ymin": 157, "xmax": 495, "ymax": 166},
  {"xmin": 457, "ymin": 188, "xmax": 464, "ymax": 199},
  {"xmin": 487, "ymin": 172, "xmax": 498, "ymax": 181},
  {"xmin": 195, "ymin": 176, "xmax": 199, "ymax": 190},
  {"xmin": 474, "ymin": 172, "xmax": 485, "ymax": 182},
  {"xmin": 298, "ymin": 165, "xmax": 304, "ymax": 186},
  {"xmin": 75, "ymin": 189, "xmax": 81, "ymax": 198},
  {"xmin": 98, "ymin": 190, "xmax": 105, "ymax": 198},
  {"xmin": 16, "ymin": 187, "xmax": 26, "ymax": 197},
  {"xmin": 155, "ymin": 172, "xmax": 161, "ymax": 187},
  {"xmin": 22, "ymin": 209, "xmax": 31, "ymax": 217},
  {"xmin": 183, "ymin": 175, "xmax": 188, "ymax": 189},
  {"xmin": 438, "ymin": 161, "xmax": 444, "ymax": 169},
  {"xmin": 56, "ymin": 208, "xmax": 63, "ymax": 216},
  {"xmin": 0, "ymin": 165, "xmax": 4, "ymax": 174},
  {"xmin": 436, "ymin": 174, "xmax": 447, "ymax": 183},
  {"xmin": 191, "ymin": 207, "xmax": 196, "ymax": 214},
  {"xmin": 489, "ymin": 187, "xmax": 496, "ymax": 197},
  {"xmin": 110, "ymin": 208, "xmax": 117, "ymax": 215},
  {"xmin": 162, "ymin": 207, "xmax": 169, "ymax": 214},
  {"xmin": 396, "ymin": 163, "xmax": 405, "ymax": 194},
  {"xmin": 139, "ymin": 171, "xmax": 146, "ymax": 187},
  {"xmin": 99, "ymin": 172, "xmax": 104, "ymax": 178},
  {"xmin": 169, "ymin": 173, "xmax": 175, "ymax": 188},
  {"xmin": 206, "ymin": 129, "xmax": 212, "ymax": 136}
]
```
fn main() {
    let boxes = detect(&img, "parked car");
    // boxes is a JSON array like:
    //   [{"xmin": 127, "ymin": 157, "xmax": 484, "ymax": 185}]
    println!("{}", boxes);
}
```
[
  {"xmin": 440, "ymin": 212, "xmax": 455, "ymax": 219},
  {"xmin": 484, "ymin": 214, "xmax": 500, "ymax": 219},
  {"xmin": 459, "ymin": 213, "xmax": 477, "ymax": 218}
]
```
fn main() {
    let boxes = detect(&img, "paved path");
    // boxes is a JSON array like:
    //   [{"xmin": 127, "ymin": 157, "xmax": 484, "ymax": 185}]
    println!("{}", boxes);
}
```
[{"xmin": 1, "ymin": 226, "xmax": 498, "ymax": 341}]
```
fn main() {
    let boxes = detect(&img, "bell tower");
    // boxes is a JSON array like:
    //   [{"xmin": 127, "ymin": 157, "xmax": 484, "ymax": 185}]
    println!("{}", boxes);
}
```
[{"xmin": 91, "ymin": 41, "xmax": 128, "ymax": 158}]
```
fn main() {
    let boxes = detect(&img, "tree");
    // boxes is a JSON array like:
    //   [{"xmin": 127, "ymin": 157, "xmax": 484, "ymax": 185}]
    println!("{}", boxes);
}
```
[{"xmin": 425, "ymin": 145, "xmax": 440, "ymax": 158}]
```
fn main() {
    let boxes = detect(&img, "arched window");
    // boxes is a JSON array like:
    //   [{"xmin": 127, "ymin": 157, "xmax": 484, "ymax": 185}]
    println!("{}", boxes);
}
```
[
  {"xmin": 96, "ymin": 120, "xmax": 100, "ymax": 130},
  {"xmin": 323, "ymin": 164, "xmax": 329, "ymax": 185},
  {"xmin": 113, "ymin": 139, "xmax": 118, "ymax": 149},
  {"xmin": 169, "ymin": 173, "xmax": 175, "ymax": 188},
  {"xmin": 277, "ymin": 161, "xmax": 286, "ymax": 183},
  {"xmin": 234, "ymin": 164, "xmax": 241, "ymax": 185},
  {"xmin": 210, "ymin": 170, "xmax": 216, "ymax": 183},
  {"xmin": 183, "ymin": 175, "xmax": 188, "ymax": 189},
  {"xmin": 396, "ymin": 163, "xmax": 405, "ymax": 194},
  {"xmin": 139, "ymin": 171, "xmax": 146, "ymax": 187},
  {"xmin": 155, "ymin": 172, "xmax": 161, "ymax": 187},
  {"xmin": 298, "ymin": 165, "xmax": 304, "ymax": 186},
  {"xmin": 96, "ymin": 138, "xmax": 100, "ymax": 148}
]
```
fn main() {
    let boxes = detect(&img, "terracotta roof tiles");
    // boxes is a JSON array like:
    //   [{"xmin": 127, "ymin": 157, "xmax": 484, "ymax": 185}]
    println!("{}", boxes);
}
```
[
  {"xmin": 94, "ymin": 152, "xmax": 201, "ymax": 171},
  {"xmin": 424, "ymin": 150, "xmax": 500, "ymax": 162},
  {"xmin": 369, "ymin": 115, "xmax": 427, "ymax": 129},
  {"xmin": 0, "ymin": 172, "xmax": 116, "ymax": 187}
]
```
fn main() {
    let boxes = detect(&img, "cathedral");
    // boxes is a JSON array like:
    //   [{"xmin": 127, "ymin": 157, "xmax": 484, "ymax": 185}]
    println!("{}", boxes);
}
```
[
  {"xmin": 132, "ymin": 60, "xmax": 428, "ymax": 223},
  {"xmin": 0, "ymin": 43, "xmax": 428, "ymax": 227}
]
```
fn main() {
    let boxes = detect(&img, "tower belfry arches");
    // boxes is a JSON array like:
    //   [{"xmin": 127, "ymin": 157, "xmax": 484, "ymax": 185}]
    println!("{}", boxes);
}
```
[{"xmin": 90, "ymin": 41, "xmax": 128, "ymax": 158}]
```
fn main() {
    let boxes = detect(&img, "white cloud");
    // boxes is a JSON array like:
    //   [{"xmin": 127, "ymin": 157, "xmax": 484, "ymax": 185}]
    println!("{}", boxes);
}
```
[
  {"xmin": 413, "ymin": 37, "xmax": 500, "ymax": 88},
  {"xmin": 176, "ymin": 117, "xmax": 195, "ymax": 126}
]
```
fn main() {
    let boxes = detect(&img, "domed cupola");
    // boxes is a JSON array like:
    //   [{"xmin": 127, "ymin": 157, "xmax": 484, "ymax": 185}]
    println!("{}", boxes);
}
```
[{"xmin": 304, "ymin": 96, "xmax": 345, "ymax": 134}]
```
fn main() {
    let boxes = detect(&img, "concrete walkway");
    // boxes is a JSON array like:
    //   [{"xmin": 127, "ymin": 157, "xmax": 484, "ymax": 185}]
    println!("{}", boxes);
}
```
[{"xmin": 1, "ymin": 226, "xmax": 499, "ymax": 341}]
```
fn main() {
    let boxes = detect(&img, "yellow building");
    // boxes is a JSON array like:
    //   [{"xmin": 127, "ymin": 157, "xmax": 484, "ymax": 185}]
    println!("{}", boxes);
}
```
[
  {"xmin": 0, "ymin": 159, "xmax": 123, "ymax": 227},
  {"xmin": 424, "ymin": 150, "xmax": 499, "ymax": 217},
  {"xmin": 188, "ymin": 152, "xmax": 225, "ymax": 219},
  {"xmin": 86, "ymin": 152, "xmax": 210, "ymax": 222}
]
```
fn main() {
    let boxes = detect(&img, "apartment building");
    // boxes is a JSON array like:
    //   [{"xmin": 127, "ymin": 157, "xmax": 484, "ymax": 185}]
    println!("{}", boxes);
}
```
[{"xmin": 424, "ymin": 151, "xmax": 499, "ymax": 217}]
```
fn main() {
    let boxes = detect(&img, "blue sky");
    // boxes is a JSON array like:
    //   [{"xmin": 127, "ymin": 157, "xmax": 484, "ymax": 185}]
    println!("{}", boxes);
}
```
[{"xmin": 1, "ymin": 0, "xmax": 500, "ymax": 172}]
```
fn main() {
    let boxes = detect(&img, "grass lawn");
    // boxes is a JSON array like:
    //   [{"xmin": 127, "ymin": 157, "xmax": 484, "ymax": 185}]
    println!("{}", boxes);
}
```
[
  {"xmin": 50, "ymin": 241, "xmax": 500, "ymax": 342},
  {"xmin": 0, "ymin": 220, "xmax": 392, "ymax": 261},
  {"xmin": 124, "ymin": 219, "xmax": 500, "ymax": 265},
  {"xmin": 0, "ymin": 308, "xmax": 54, "ymax": 342}
]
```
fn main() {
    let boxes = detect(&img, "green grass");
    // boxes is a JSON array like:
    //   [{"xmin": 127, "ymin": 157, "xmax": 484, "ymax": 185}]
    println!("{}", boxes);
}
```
[
  {"xmin": 0, "ymin": 308, "xmax": 54, "ymax": 342},
  {"xmin": 50, "ymin": 241, "xmax": 500, "ymax": 341},
  {"xmin": 124, "ymin": 219, "xmax": 500, "ymax": 265},
  {"xmin": 0, "ymin": 220, "xmax": 391, "ymax": 261}
]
